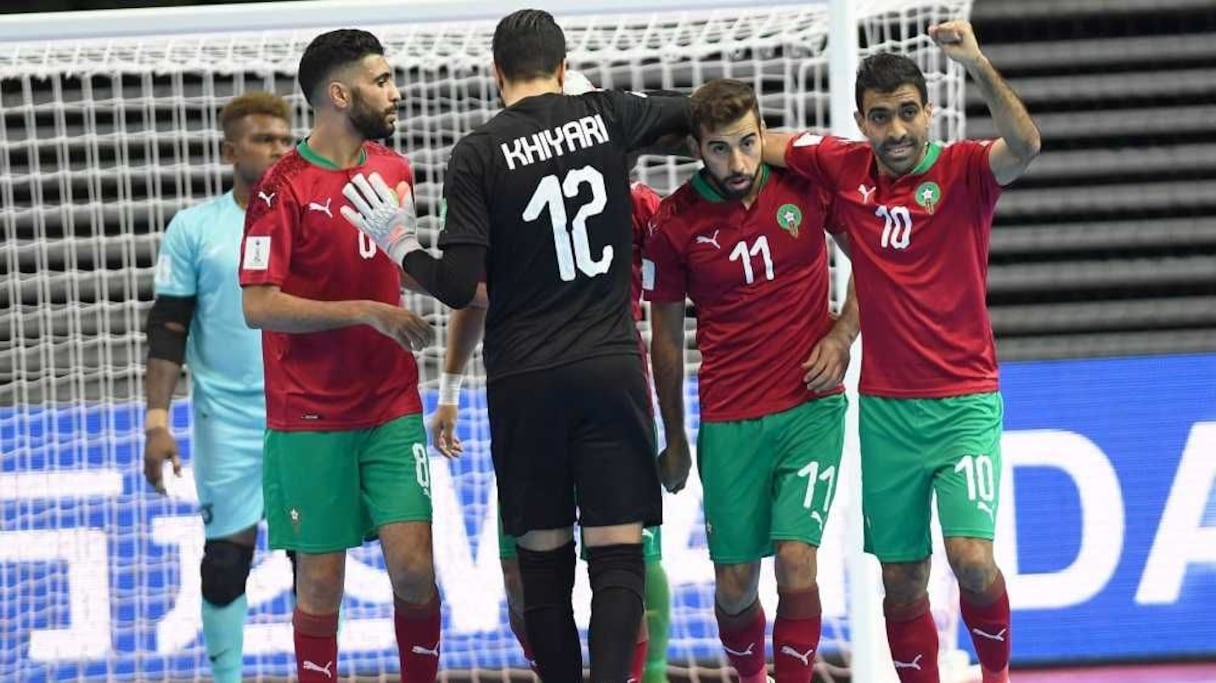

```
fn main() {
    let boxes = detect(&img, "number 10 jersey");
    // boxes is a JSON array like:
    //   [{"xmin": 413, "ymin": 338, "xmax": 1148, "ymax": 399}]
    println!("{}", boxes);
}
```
[{"xmin": 437, "ymin": 90, "xmax": 689, "ymax": 381}]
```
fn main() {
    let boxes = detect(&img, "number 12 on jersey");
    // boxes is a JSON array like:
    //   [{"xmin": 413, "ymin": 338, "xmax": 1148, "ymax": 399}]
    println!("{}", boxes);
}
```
[{"xmin": 523, "ymin": 166, "xmax": 612, "ymax": 281}]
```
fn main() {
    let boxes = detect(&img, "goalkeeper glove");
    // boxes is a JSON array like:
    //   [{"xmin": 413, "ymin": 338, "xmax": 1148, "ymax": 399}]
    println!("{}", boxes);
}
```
[{"xmin": 340, "ymin": 172, "xmax": 422, "ymax": 264}]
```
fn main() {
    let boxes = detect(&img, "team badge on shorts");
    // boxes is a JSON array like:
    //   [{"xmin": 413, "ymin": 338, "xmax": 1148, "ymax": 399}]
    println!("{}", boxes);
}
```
[
  {"xmin": 777, "ymin": 203, "xmax": 803, "ymax": 238},
  {"xmin": 915, "ymin": 181, "xmax": 941, "ymax": 214}
]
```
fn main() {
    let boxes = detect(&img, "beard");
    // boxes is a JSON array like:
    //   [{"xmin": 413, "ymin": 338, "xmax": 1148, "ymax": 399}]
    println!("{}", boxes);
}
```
[
  {"xmin": 349, "ymin": 92, "xmax": 395, "ymax": 141},
  {"xmin": 710, "ymin": 168, "xmax": 759, "ymax": 200}
]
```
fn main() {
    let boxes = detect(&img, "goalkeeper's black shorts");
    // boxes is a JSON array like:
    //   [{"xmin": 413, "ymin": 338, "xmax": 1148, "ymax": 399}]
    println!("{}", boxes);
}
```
[{"xmin": 487, "ymin": 353, "xmax": 661, "ymax": 538}]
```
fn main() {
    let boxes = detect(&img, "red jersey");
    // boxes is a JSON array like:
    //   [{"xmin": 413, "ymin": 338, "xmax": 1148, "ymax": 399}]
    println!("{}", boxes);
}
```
[
  {"xmin": 642, "ymin": 165, "xmax": 838, "ymax": 422},
  {"xmin": 784, "ymin": 134, "xmax": 1002, "ymax": 398},
  {"xmin": 239, "ymin": 141, "xmax": 422, "ymax": 430},
  {"xmin": 630, "ymin": 182, "xmax": 662, "ymax": 323},
  {"xmin": 630, "ymin": 182, "xmax": 662, "ymax": 391}
]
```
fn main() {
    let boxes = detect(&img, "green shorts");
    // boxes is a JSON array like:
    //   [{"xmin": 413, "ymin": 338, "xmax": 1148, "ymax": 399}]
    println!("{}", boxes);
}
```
[
  {"xmin": 859, "ymin": 392, "xmax": 1004, "ymax": 562},
  {"xmin": 497, "ymin": 516, "xmax": 663, "ymax": 563},
  {"xmin": 263, "ymin": 413, "xmax": 432, "ymax": 553},
  {"xmin": 697, "ymin": 394, "xmax": 847, "ymax": 564}
]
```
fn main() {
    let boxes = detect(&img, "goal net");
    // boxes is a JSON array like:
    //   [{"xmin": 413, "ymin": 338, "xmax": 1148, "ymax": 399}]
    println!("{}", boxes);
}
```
[{"xmin": 0, "ymin": 0, "xmax": 973, "ymax": 680}]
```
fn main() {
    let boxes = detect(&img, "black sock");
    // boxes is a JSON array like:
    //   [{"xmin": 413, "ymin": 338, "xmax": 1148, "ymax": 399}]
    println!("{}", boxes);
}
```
[
  {"xmin": 517, "ymin": 541, "xmax": 581, "ymax": 682},
  {"xmin": 586, "ymin": 543, "xmax": 646, "ymax": 683}
]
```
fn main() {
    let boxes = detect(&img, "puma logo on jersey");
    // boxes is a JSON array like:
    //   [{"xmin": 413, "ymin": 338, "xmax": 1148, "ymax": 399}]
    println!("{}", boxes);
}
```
[
  {"xmin": 858, "ymin": 184, "xmax": 876, "ymax": 204},
  {"xmin": 977, "ymin": 500, "xmax": 995, "ymax": 523},
  {"xmin": 696, "ymin": 229, "xmax": 722, "ymax": 249},
  {"xmin": 302, "ymin": 660, "xmax": 334, "ymax": 678},
  {"xmin": 893, "ymin": 654, "xmax": 924, "ymax": 670},
  {"xmin": 780, "ymin": 645, "xmax": 815, "ymax": 666},
  {"xmin": 258, "ymin": 190, "xmax": 275, "ymax": 207},
  {"xmin": 411, "ymin": 642, "xmax": 440, "ymax": 657},
  {"xmin": 811, "ymin": 510, "xmax": 825, "ymax": 528},
  {"xmin": 971, "ymin": 627, "xmax": 1007, "ymax": 642},
  {"xmin": 308, "ymin": 197, "xmax": 333, "ymax": 217},
  {"xmin": 723, "ymin": 642, "xmax": 755, "ymax": 657}
]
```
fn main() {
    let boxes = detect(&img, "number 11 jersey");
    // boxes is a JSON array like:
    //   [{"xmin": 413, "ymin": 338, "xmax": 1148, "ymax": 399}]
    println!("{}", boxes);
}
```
[{"xmin": 437, "ymin": 90, "xmax": 689, "ymax": 381}]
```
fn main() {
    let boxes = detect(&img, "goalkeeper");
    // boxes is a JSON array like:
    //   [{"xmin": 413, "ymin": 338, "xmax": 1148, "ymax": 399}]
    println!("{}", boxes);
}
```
[
  {"xmin": 143, "ymin": 91, "xmax": 294, "ymax": 683},
  {"xmin": 430, "ymin": 168, "xmax": 673, "ymax": 683}
]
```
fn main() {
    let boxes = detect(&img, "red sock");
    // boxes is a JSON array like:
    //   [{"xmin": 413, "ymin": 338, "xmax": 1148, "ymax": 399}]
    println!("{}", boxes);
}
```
[
  {"xmin": 293, "ymin": 608, "xmax": 339, "ymax": 682},
  {"xmin": 394, "ymin": 591, "xmax": 442, "ymax": 683},
  {"xmin": 773, "ymin": 586, "xmax": 821, "ymax": 683},
  {"xmin": 630, "ymin": 616, "xmax": 649, "ymax": 683},
  {"xmin": 508, "ymin": 607, "xmax": 540, "ymax": 675},
  {"xmin": 716, "ymin": 600, "xmax": 768, "ymax": 683},
  {"xmin": 884, "ymin": 596, "xmax": 939, "ymax": 683},
  {"xmin": 960, "ymin": 572, "xmax": 1011, "ymax": 675}
]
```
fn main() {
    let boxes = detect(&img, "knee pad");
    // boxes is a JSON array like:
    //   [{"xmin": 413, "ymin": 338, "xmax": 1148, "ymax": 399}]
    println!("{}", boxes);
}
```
[
  {"xmin": 200, "ymin": 540, "xmax": 255, "ymax": 606},
  {"xmin": 585, "ymin": 543, "xmax": 645, "ymax": 601},
  {"xmin": 516, "ymin": 541, "xmax": 576, "ymax": 611}
]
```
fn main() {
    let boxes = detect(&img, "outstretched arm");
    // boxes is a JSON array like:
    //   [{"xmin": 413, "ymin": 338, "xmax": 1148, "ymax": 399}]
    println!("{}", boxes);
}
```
[{"xmin": 930, "ymin": 20, "xmax": 1040, "ymax": 185}]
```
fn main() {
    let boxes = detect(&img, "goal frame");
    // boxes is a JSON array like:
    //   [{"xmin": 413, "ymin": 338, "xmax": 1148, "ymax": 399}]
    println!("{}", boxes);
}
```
[{"xmin": 0, "ymin": 1, "xmax": 971, "ymax": 681}]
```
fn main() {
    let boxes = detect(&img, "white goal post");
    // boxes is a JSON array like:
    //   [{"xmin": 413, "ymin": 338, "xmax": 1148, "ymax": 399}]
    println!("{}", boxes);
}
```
[{"xmin": 0, "ymin": 1, "xmax": 973, "ymax": 681}]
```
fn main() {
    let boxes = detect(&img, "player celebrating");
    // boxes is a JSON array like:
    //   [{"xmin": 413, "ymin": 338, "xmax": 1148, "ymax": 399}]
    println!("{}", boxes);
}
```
[
  {"xmin": 143, "ymin": 91, "xmax": 293, "ymax": 683},
  {"xmin": 340, "ymin": 10, "xmax": 690, "ymax": 682},
  {"xmin": 238, "ymin": 30, "xmax": 438, "ymax": 683},
  {"xmin": 430, "ymin": 174, "xmax": 672, "ymax": 683},
  {"xmin": 643, "ymin": 79, "xmax": 857, "ymax": 683},
  {"xmin": 763, "ymin": 21, "xmax": 1040, "ymax": 683}
]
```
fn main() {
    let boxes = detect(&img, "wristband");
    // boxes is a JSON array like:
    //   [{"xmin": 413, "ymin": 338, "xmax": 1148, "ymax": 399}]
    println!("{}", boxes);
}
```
[
  {"xmin": 145, "ymin": 408, "xmax": 169, "ymax": 433},
  {"xmin": 438, "ymin": 372, "xmax": 463, "ymax": 406}
]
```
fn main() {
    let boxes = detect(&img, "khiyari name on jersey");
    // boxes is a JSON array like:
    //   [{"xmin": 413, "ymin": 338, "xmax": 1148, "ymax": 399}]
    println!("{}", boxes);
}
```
[{"xmin": 500, "ymin": 114, "xmax": 610, "ymax": 170}]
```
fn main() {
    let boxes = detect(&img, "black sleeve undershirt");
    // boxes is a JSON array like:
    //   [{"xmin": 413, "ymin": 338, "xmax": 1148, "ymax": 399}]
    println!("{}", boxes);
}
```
[{"xmin": 402, "ymin": 243, "xmax": 486, "ymax": 309}]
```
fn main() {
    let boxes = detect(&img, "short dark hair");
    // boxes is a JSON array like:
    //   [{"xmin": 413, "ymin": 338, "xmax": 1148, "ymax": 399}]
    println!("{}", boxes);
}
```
[
  {"xmin": 492, "ymin": 9, "xmax": 566, "ymax": 82},
  {"xmin": 854, "ymin": 53, "xmax": 928, "ymax": 111},
  {"xmin": 689, "ymin": 79, "xmax": 761, "ymax": 140},
  {"xmin": 297, "ymin": 29, "xmax": 386, "ymax": 106},
  {"xmin": 219, "ymin": 91, "xmax": 290, "ymax": 139}
]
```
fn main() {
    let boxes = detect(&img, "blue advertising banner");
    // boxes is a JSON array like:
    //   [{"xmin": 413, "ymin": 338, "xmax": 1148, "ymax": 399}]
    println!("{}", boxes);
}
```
[{"xmin": 2, "ymin": 353, "xmax": 1214, "ymax": 679}]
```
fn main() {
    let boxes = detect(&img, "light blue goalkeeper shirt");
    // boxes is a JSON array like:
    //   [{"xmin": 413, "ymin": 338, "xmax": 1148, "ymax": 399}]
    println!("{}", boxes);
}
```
[{"xmin": 154, "ymin": 191, "xmax": 265, "ymax": 432}]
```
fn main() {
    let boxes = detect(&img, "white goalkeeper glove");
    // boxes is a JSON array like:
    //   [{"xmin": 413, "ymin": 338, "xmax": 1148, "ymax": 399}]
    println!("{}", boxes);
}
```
[{"xmin": 340, "ymin": 172, "xmax": 422, "ymax": 265}]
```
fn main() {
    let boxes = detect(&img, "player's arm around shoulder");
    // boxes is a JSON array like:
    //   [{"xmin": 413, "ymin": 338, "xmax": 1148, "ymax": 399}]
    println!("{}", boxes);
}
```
[{"xmin": 930, "ymin": 20, "xmax": 1041, "ymax": 186}]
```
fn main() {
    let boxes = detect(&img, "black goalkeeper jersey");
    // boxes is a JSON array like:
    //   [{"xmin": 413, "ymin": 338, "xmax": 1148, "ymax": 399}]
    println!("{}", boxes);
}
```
[{"xmin": 437, "ymin": 89, "xmax": 689, "ymax": 381}]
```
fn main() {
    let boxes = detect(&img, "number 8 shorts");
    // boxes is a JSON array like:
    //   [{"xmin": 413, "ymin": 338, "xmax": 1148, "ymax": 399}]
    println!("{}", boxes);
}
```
[
  {"xmin": 262, "ymin": 413, "xmax": 433, "ymax": 552},
  {"xmin": 859, "ymin": 392, "xmax": 1004, "ymax": 562}
]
